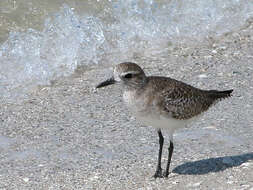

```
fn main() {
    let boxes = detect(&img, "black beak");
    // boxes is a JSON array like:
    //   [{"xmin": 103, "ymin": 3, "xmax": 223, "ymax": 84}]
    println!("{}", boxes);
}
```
[{"xmin": 96, "ymin": 77, "xmax": 116, "ymax": 88}]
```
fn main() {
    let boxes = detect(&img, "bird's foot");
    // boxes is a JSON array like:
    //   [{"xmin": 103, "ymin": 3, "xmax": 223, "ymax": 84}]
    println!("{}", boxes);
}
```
[
  {"xmin": 153, "ymin": 167, "xmax": 164, "ymax": 178},
  {"xmin": 153, "ymin": 169, "xmax": 170, "ymax": 178},
  {"xmin": 163, "ymin": 171, "xmax": 169, "ymax": 178}
]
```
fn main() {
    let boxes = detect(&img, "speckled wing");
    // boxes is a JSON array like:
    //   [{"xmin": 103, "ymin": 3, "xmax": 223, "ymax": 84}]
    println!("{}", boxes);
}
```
[
  {"xmin": 154, "ymin": 78, "xmax": 215, "ymax": 120},
  {"xmin": 161, "ymin": 87, "xmax": 214, "ymax": 120}
]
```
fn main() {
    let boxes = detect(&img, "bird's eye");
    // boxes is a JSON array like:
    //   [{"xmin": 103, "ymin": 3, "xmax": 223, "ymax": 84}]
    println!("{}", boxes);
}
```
[{"xmin": 124, "ymin": 73, "xmax": 133, "ymax": 79}]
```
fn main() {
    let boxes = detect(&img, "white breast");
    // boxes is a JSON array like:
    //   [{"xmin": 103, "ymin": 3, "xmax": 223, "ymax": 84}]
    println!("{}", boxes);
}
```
[
  {"xmin": 123, "ymin": 90, "xmax": 188, "ymax": 131},
  {"xmin": 123, "ymin": 90, "xmax": 146, "ymax": 112}
]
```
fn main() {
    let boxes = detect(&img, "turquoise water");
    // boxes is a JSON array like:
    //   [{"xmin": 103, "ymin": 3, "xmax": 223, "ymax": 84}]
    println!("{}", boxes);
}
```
[{"xmin": 0, "ymin": 0, "xmax": 253, "ymax": 102}]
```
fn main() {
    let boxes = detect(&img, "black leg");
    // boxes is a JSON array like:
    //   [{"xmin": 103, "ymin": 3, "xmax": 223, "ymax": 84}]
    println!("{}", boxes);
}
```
[
  {"xmin": 164, "ymin": 141, "xmax": 174, "ymax": 177},
  {"xmin": 153, "ymin": 129, "xmax": 164, "ymax": 178}
]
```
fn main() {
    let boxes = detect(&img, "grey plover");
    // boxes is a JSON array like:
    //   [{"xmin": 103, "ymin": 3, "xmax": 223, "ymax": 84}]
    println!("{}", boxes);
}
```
[{"xmin": 96, "ymin": 62, "xmax": 233, "ymax": 178}]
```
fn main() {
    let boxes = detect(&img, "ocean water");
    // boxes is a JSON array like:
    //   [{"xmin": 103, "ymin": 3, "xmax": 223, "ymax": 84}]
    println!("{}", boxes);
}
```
[{"xmin": 0, "ymin": 0, "xmax": 253, "ymax": 102}]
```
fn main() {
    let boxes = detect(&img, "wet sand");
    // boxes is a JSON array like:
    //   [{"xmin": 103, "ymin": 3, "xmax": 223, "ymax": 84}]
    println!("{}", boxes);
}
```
[{"xmin": 0, "ymin": 23, "xmax": 253, "ymax": 189}]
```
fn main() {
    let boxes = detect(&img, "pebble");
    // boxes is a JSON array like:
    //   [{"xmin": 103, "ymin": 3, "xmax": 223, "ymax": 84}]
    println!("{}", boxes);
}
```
[
  {"xmin": 204, "ymin": 125, "xmax": 217, "ymax": 130},
  {"xmin": 23, "ymin": 177, "xmax": 29, "ymax": 182},
  {"xmin": 204, "ymin": 55, "xmax": 213, "ymax": 59},
  {"xmin": 171, "ymin": 181, "xmax": 179, "ymax": 185},
  {"xmin": 192, "ymin": 182, "xmax": 201, "ymax": 187},
  {"xmin": 187, "ymin": 182, "xmax": 201, "ymax": 187},
  {"xmin": 241, "ymin": 162, "xmax": 251, "ymax": 167},
  {"xmin": 241, "ymin": 184, "xmax": 250, "ymax": 189},
  {"xmin": 89, "ymin": 174, "xmax": 99, "ymax": 181},
  {"xmin": 219, "ymin": 46, "xmax": 227, "ymax": 50},
  {"xmin": 198, "ymin": 74, "xmax": 207, "ymax": 78}
]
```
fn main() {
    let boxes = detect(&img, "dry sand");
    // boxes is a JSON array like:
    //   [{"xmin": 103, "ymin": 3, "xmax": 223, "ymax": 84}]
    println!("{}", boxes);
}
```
[{"xmin": 0, "ymin": 22, "xmax": 253, "ymax": 190}]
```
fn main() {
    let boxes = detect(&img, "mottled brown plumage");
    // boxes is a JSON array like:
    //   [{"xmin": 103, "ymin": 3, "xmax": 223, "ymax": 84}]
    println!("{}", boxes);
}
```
[
  {"xmin": 96, "ymin": 62, "xmax": 233, "ymax": 178},
  {"xmin": 140, "ymin": 76, "xmax": 232, "ymax": 120}
]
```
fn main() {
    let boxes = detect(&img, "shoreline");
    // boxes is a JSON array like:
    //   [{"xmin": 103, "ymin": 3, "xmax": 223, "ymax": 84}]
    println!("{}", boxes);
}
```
[{"xmin": 0, "ymin": 22, "xmax": 253, "ymax": 189}]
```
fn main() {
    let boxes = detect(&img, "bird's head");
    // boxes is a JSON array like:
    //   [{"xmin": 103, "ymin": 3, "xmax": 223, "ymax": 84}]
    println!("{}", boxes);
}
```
[{"xmin": 96, "ymin": 62, "xmax": 147, "ymax": 89}]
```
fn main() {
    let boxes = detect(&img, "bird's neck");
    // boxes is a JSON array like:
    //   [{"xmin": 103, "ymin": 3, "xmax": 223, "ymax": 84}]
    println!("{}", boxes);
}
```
[{"xmin": 124, "ymin": 78, "xmax": 148, "ymax": 91}]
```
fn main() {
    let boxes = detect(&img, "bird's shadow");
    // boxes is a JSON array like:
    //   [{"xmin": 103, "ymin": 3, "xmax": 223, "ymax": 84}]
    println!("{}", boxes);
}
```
[{"xmin": 172, "ymin": 153, "xmax": 253, "ymax": 175}]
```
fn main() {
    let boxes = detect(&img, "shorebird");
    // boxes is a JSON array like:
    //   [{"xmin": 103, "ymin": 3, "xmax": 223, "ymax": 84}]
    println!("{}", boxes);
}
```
[{"xmin": 96, "ymin": 62, "xmax": 233, "ymax": 178}]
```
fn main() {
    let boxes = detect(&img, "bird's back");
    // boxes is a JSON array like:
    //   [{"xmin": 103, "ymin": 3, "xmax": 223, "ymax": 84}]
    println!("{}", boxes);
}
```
[{"xmin": 140, "ymin": 76, "xmax": 233, "ymax": 120}]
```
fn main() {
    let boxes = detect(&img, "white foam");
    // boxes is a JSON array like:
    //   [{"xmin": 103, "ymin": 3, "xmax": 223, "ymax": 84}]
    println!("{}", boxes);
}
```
[{"xmin": 0, "ymin": 1, "xmax": 253, "ymax": 102}]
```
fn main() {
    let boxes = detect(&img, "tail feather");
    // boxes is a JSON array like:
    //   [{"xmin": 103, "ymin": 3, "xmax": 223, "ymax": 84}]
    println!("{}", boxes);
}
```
[{"xmin": 207, "ymin": 89, "xmax": 233, "ymax": 100}]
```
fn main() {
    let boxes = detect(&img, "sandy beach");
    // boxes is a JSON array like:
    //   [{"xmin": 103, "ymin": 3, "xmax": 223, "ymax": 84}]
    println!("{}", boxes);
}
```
[{"xmin": 1, "ymin": 14, "xmax": 253, "ymax": 190}]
